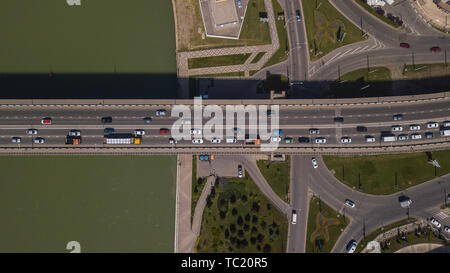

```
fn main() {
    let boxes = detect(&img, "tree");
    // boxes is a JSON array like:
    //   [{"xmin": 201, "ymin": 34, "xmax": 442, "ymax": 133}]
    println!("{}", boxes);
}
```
[
  {"xmin": 257, "ymin": 233, "xmax": 264, "ymax": 243},
  {"xmin": 260, "ymin": 220, "xmax": 266, "ymax": 229},
  {"xmin": 250, "ymin": 237, "xmax": 257, "ymax": 245},
  {"xmin": 225, "ymin": 229, "xmax": 230, "ymax": 238},
  {"xmin": 263, "ymin": 244, "xmax": 271, "ymax": 253},
  {"xmin": 241, "ymin": 195, "xmax": 248, "ymax": 202},
  {"xmin": 230, "ymin": 224, "xmax": 236, "ymax": 234},
  {"xmin": 251, "ymin": 226, "xmax": 258, "ymax": 235},
  {"xmin": 266, "ymin": 203, "xmax": 271, "ymax": 210},
  {"xmin": 252, "ymin": 202, "xmax": 260, "ymax": 212},
  {"xmin": 244, "ymin": 224, "xmax": 250, "ymax": 232},
  {"xmin": 245, "ymin": 213, "xmax": 251, "ymax": 222},
  {"xmin": 220, "ymin": 211, "xmax": 226, "ymax": 219},
  {"xmin": 232, "ymin": 208, "xmax": 238, "ymax": 216},
  {"xmin": 252, "ymin": 215, "xmax": 258, "ymax": 224},
  {"xmin": 230, "ymin": 194, "xmax": 236, "ymax": 203},
  {"xmin": 238, "ymin": 229, "xmax": 244, "ymax": 238},
  {"xmin": 237, "ymin": 215, "xmax": 244, "ymax": 226}
]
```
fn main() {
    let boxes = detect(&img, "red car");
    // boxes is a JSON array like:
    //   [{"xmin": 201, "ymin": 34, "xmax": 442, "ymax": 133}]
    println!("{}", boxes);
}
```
[
  {"xmin": 399, "ymin": 42, "xmax": 410, "ymax": 48},
  {"xmin": 159, "ymin": 128, "xmax": 170, "ymax": 134},
  {"xmin": 41, "ymin": 118, "xmax": 52, "ymax": 125},
  {"xmin": 430, "ymin": 47, "xmax": 441, "ymax": 53}
]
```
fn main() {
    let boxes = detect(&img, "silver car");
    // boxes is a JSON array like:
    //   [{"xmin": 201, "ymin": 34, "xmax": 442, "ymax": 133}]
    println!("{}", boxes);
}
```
[
  {"xmin": 34, "ymin": 137, "xmax": 45, "ymax": 144},
  {"xmin": 69, "ymin": 130, "xmax": 81, "ymax": 137},
  {"xmin": 11, "ymin": 137, "xmax": 21, "ymax": 143},
  {"xmin": 26, "ymin": 129, "xmax": 38, "ymax": 135}
]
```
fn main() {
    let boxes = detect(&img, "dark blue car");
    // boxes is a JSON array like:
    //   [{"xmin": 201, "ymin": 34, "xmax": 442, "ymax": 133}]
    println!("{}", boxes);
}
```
[{"xmin": 104, "ymin": 128, "xmax": 114, "ymax": 134}]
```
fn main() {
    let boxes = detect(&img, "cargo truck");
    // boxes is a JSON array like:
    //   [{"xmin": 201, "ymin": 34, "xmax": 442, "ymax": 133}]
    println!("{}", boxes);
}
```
[
  {"xmin": 103, "ymin": 134, "xmax": 141, "ymax": 144},
  {"xmin": 382, "ymin": 134, "xmax": 396, "ymax": 142},
  {"xmin": 441, "ymin": 128, "xmax": 450, "ymax": 137},
  {"xmin": 66, "ymin": 136, "xmax": 82, "ymax": 145}
]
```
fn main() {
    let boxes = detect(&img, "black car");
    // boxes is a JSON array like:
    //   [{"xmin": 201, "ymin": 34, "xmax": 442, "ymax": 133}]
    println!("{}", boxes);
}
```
[
  {"xmin": 334, "ymin": 117, "xmax": 344, "ymax": 123},
  {"xmin": 296, "ymin": 9, "xmax": 302, "ymax": 21},
  {"xmin": 298, "ymin": 137, "xmax": 310, "ymax": 143},
  {"xmin": 143, "ymin": 117, "xmax": 152, "ymax": 123},
  {"xmin": 101, "ymin": 116, "xmax": 112, "ymax": 123},
  {"xmin": 356, "ymin": 126, "xmax": 367, "ymax": 132}
]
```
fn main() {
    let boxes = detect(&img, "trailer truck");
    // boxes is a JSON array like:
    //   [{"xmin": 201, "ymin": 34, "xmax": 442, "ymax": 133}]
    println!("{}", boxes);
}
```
[{"xmin": 103, "ymin": 134, "xmax": 141, "ymax": 144}]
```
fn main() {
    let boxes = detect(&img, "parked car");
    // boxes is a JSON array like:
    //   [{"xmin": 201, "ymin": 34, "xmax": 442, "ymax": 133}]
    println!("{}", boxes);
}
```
[
  {"xmin": 155, "ymin": 109, "xmax": 166, "ymax": 116},
  {"xmin": 285, "ymin": 137, "xmax": 294, "ymax": 144},
  {"xmin": 134, "ymin": 129, "xmax": 145, "ymax": 136},
  {"xmin": 315, "ymin": 137, "xmax": 326, "ymax": 144},
  {"xmin": 159, "ymin": 128, "xmax": 170, "ymax": 134},
  {"xmin": 238, "ymin": 165, "xmax": 243, "ymax": 178},
  {"xmin": 292, "ymin": 209, "xmax": 297, "ymax": 224},
  {"xmin": 346, "ymin": 240, "xmax": 358, "ymax": 253},
  {"xmin": 430, "ymin": 217, "xmax": 441, "ymax": 228},
  {"xmin": 392, "ymin": 125, "xmax": 403, "ymax": 132},
  {"xmin": 270, "ymin": 136, "xmax": 282, "ymax": 142},
  {"xmin": 199, "ymin": 155, "xmax": 209, "ymax": 161},
  {"xmin": 169, "ymin": 138, "xmax": 177, "ymax": 144},
  {"xmin": 398, "ymin": 134, "xmax": 409, "ymax": 141},
  {"xmin": 226, "ymin": 137, "xmax": 237, "ymax": 143},
  {"xmin": 69, "ymin": 130, "xmax": 81, "ymax": 137},
  {"xmin": 430, "ymin": 46, "xmax": 441, "ymax": 53},
  {"xmin": 426, "ymin": 122, "xmax": 439, "ymax": 128},
  {"xmin": 345, "ymin": 199, "xmax": 356, "ymax": 208},
  {"xmin": 444, "ymin": 226, "xmax": 450, "ymax": 233},
  {"xmin": 237, "ymin": 0, "xmax": 242, "ymax": 8},
  {"xmin": 296, "ymin": 9, "xmax": 302, "ymax": 21},
  {"xmin": 272, "ymin": 129, "xmax": 283, "ymax": 135},
  {"xmin": 143, "ymin": 117, "xmax": 152, "ymax": 123},
  {"xmin": 399, "ymin": 42, "xmax": 410, "ymax": 48},
  {"xmin": 425, "ymin": 132, "xmax": 434, "ymax": 139},
  {"xmin": 11, "ymin": 137, "xmax": 21, "ymax": 143},
  {"xmin": 41, "ymin": 117, "xmax": 52, "ymax": 125},
  {"xmin": 311, "ymin": 157, "xmax": 318, "ymax": 169},
  {"xmin": 411, "ymin": 133, "xmax": 422, "ymax": 140},
  {"xmin": 309, "ymin": 128, "xmax": 320, "ymax": 135},
  {"xmin": 34, "ymin": 137, "xmax": 45, "ymax": 144},
  {"xmin": 365, "ymin": 136, "xmax": 376, "ymax": 143},
  {"xmin": 334, "ymin": 117, "xmax": 344, "ymax": 123},
  {"xmin": 341, "ymin": 137, "xmax": 352, "ymax": 143},
  {"xmin": 393, "ymin": 114, "xmax": 403, "ymax": 121},
  {"xmin": 191, "ymin": 129, "xmax": 202, "ymax": 135},
  {"xmin": 101, "ymin": 116, "xmax": 112, "ymax": 123},
  {"xmin": 192, "ymin": 138, "xmax": 203, "ymax": 144},
  {"xmin": 26, "ymin": 129, "xmax": 38, "ymax": 135},
  {"xmin": 104, "ymin": 128, "xmax": 114, "ymax": 134}
]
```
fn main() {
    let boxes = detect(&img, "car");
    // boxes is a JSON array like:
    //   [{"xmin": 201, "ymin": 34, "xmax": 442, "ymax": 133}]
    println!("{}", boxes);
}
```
[
  {"xmin": 233, "ymin": 127, "xmax": 241, "ymax": 134},
  {"xmin": 334, "ymin": 117, "xmax": 344, "ymax": 123},
  {"xmin": 392, "ymin": 125, "xmax": 403, "ymax": 132},
  {"xmin": 430, "ymin": 46, "xmax": 441, "ymax": 53},
  {"xmin": 345, "ymin": 199, "xmax": 355, "ymax": 208},
  {"xmin": 444, "ymin": 121, "xmax": 450, "ymax": 127},
  {"xmin": 155, "ymin": 109, "xmax": 166, "ymax": 116},
  {"xmin": 69, "ymin": 130, "xmax": 81, "ymax": 137},
  {"xmin": 270, "ymin": 136, "xmax": 282, "ymax": 142},
  {"xmin": 298, "ymin": 137, "xmax": 310, "ymax": 143},
  {"xmin": 192, "ymin": 138, "xmax": 203, "ymax": 144},
  {"xmin": 356, "ymin": 126, "xmax": 367, "ymax": 132},
  {"xmin": 311, "ymin": 157, "xmax": 318, "ymax": 169},
  {"xmin": 315, "ymin": 137, "xmax": 326, "ymax": 144},
  {"xmin": 211, "ymin": 138, "xmax": 221, "ymax": 143},
  {"xmin": 181, "ymin": 119, "xmax": 191, "ymax": 125},
  {"xmin": 411, "ymin": 133, "xmax": 422, "ymax": 140},
  {"xmin": 426, "ymin": 122, "xmax": 439, "ymax": 129},
  {"xmin": 296, "ymin": 9, "xmax": 302, "ymax": 21},
  {"xmin": 237, "ymin": 0, "xmax": 242, "ymax": 8},
  {"xmin": 365, "ymin": 136, "xmax": 376, "ymax": 143},
  {"xmin": 226, "ymin": 137, "xmax": 237, "ymax": 143},
  {"xmin": 425, "ymin": 132, "xmax": 434, "ymax": 139},
  {"xmin": 447, "ymin": 193, "xmax": 450, "ymax": 201},
  {"xmin": 238, "ymin": 165, "xmax": 243, "ymax": 178},
  {"xmin": 398, "ymin": 196, "xmax": 412, "ymax": 208},
  {"xmin": 393, "ymin": 114, "xmax": 403, "ymax": 121},
  {"xmin": 26, "ymin": 129, "xmax": 38, "ymax": 135},
  {"xmin": 346, "ymin": 240, "xmax": 358, "ymax": 253},
  {"xmin": 104, "ymin": 128, "xmax": 114, "ymax": 134},
  {"xmin": 41, "ymin": 118, "xmax": 52, "ymax": 125},
  {"xmin": 430, "ymin": 217, "xmax": 441, "ymax": 228},
  {"xmin": 309, "ymin": 128, "xmax": 320, "ymax": 135},
  {"xmin": 266, "ymin": 110, "xmax": 273, "ymax": 116},
  {"xmin": 292, "ymin": 210, "xmax": 297, "ymax": 224},
  {"xmin": 444, "ymin": 226, "xmax": 450, "ymax": 233},
  {"xmin": 169, "ymin": 138, "xmax": 177, "ymax": 144},
  {"xmin": 398, "ymin": 134, "xmax": 409, "ymax": 141},
  {"xmin": 199, "ymin": 155, "xmax": 209, "ymax": 161},
  {"xmin": 191, "ymin": 129, "xmax": 202, "ymax": 135},
  {"xmin": 134, "ymin": 129, "xmax": 145, "ymax": 136},
  {"xmin": 101, "ymin": 117, "xmax": 112, "ymax": 123},
  {"xmin": 143, "ymin": 117, "xmax": 152, "ymax": 123},
  {"xmin": 400, "ymin": 42, "xmax": 410, "ymax": 48},
  {"xmin": 409, "ymin": 125, "xmax": 421, "ymax": 131},
  {"xmin": 160, "ymin": 128, "xmax": 170, "ymax": 134},
  {"xmin": 285, "ymin": 137, "xmax": 294, "ymax": 144},
  {"xmin": 341, "ymin": 137, "xmax": 352, "ymax": 143},
  {"xmin": 272, "ymin": 129, "xmax": 283, "ymax": 135},
  {"xmin": 34, "ymin": 137, "xmax": 45, "ymax": 144},
  {"xmin": 11, "ymin": 137, "xmax": 21, "ymax": 143}
]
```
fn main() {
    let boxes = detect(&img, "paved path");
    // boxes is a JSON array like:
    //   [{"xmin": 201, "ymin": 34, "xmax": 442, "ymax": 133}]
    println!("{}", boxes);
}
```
[{"xmin": 395, "ymin": 243, "xmax": 450, "ymax": 253}]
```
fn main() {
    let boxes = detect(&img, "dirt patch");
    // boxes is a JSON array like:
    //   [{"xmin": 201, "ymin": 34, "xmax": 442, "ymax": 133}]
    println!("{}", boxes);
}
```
[{"xmin": 173, "ymin": 0, "xmax": 199, "ymax": 51}]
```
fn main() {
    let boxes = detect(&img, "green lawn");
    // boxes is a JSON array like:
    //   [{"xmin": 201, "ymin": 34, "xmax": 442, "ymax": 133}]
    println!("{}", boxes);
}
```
[
  {"xmin": 188, "ymin": 53, "xmax": 252, "ymax": 69},
  {"xmin": 263, "ymin": 0, "xmax": 289, "ymax": 68},
  {"xmin": 354, "ymin": 0, "xmax": 400, "ymax": 28},
  {"xmin": 402, "ymin": 63, "xmax": 450, "ymax": 79},
  {"xmin": 306, "ymin": 195, "xmax": 349, "ymax": 253},
  {"xmin": 0, "ymin": 155, "xmax": 176, "ymax": 252},
  {"xmin": 196, "ymin": 175, "xmax": 288, "ymax": 253},
  {"xmin": 302, "ymin": 0, "xmax": 366, "ymax": 61},
  {"xmin": 251, "ymin": 52, "xmax": 267, "ymax": 64},
  {"xmin": 323, "ymin": 150, "xmax": 450, "ymax": 195},
  {"xmin": 191, "ymin": 71, "xmax": 245, "ymax": 78},
  {"xmin": 257, "ymin": 157, "xmax": 290, "ymax": 202},
  {"xmin": 325, "ymin": 66, "xmax": 392, "ymax": 98},
  {"xmin": 187, "ymin": 0, "xmax": 271, "ymax": 50}
]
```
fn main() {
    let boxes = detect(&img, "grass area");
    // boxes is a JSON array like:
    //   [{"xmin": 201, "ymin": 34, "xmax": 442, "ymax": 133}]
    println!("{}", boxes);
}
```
[
  {"xmin": 192, "ymin": 155, "xmax": 207, "ymax": 223},
  {"xmin": 402, "ymin": 63, "xmax": 450, "ymax": 79},
  {"xmin": 250, "ymin": 70, "xmax": 259, "ymax": 76},
  {"xmin": 257, "ymin": 74, "xmax": 289, "ymax": 94},
  {"xmin": 191, "ymin": 71, "xmax": 245, "ymax": 78},
  {"xmin": 325, "ymin": 66, "xmax": 392, "ymax": 98},
  {"xmin": 306, "ymin": 195, "xmax": 349, "ymax": 253},
  {"xmin": 302, "ymin": 0, "xmax": 366, "ymax": 61},
  {"xmin": 251, "ymin": 52, "xmax": 267, "ymax": 64},
  {"xmin": 323, "ymin": 150, "xmax": 450, "ymax": 195},
  {"xmin": 186, "ymin": 0, "xmax": 271, "ymax": 51},
  {"xmin": 188, "ymin": 53, "xmax": 251, "ymax": 69},
  {"xmin": 263, "ymin": 0, "xmax": 289, "ymax": 68},
  {"xmin": 196, "ymin": 175, "xmax": 288, "ymax": 253},
  {"xmin": 354, "ymin": 0, "xmax": 400, "ymax": 28},
  {"xmin": 256, "ymin": 156, "xmax": 290, "ymax": 202},
  {"xmin": 0, "ymin": 155, "xmax": 176, "ymax": 252}
]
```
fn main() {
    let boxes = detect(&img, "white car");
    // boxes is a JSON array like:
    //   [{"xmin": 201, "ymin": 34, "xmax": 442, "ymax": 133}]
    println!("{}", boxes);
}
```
[
  {"xmin": 392, "ymin": 125, "xmax": 403, "ymax": 132},
  {"xmin": 155, "ymin": 109, "xmax": 166, "ymax": 116},
  {"xmin": 169, "ymin": 138, "xmax": 177, "ymax": 144},
  {"xmin": 398, "ymin": 134, "xmax": 409, "ymax": 141},
  {"xmin": 427, "ymin": 122, "xmax": 439, "ymax": 129},
  {"xmin": 365, "ymin": 136, "xmax": 376, "ymax": 143},
  {"xmin": 270, "ymin": 136, "xmax": 281, "ymax": 142},
  {"xmin": 309, "ymin": 128, "xmax": 320, "ymax": 134},
  {"xmin": 430, "ymin": 217, "xmax": 441, "ymax": 228},
  {"xmin": 211, "ymin": 138, "xmax": 221, "ymax": 143},
  {"xmin": 11, "ymin": 137, "xmax": 21, "ymax": 143},
  {"xmin": 345, "ymin": 199, "xmax": 356, "ymax": 208},
  {"xmin": 26, "ymin": 129, "xmax": 38, "ymax": 135},
  {"xmin": 192, "ymin": 138, "xmax": 203, "ymax": 144},
  {"xmin": 291, "ymin": 210, "xmax": 297, "ymax": 225},
  {"xmin": 311, "ymin": 157, "xmax": 318, "ymax": 169},
  {"xmin": 191, "ymin": 129, "xmax": 202, "ymax": 135},
  {"xmin": 69, "ymin": 130, "xmax": 81, "ymax": 137},
  {"xmin": 315, "ymin": 137, "xmax": 326, "ymax": 144},
  {"xmin": 226, "ymin": 137, "xmax": 237, "ymax": 143},
  {"xmin": 411, "ymin": 133, "xmax": 422, "ymax": 140},
  {"xmin": 341, "ymin": 137, "xmax": 352, "ymax": 143},
  {"xmin": 346, "ymin": 240, "xmax": 357, "ymax": 253},
  {"xmin": 34, "ymin": 137, "xmax": 45, "ymax": 144},
  {"xmin": 444, "ymin": 226, "xmax": 450, "ymax": 233},
  {"xmin": 409, "ymin": 125, "xmax": 421, "ymax": 131},
  {"xmin": 134, "ymin": 129, "xmax": 145, "ymax": 136}
]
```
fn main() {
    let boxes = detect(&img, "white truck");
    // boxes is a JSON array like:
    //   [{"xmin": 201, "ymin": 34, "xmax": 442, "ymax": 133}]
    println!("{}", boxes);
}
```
[
  {"xmin": 441, "ymin": 128, "xmax": 450, "ymax": 137},
  {"xmin": 382, "ymin": 134, "xmax": 396, "ymax": 142}
]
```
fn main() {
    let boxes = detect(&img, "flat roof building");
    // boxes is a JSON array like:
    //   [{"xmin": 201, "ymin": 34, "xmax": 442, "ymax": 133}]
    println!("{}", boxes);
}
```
[{"xmin": 211, "ymin": 0, "xmax": 239, "ymax": 27}]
